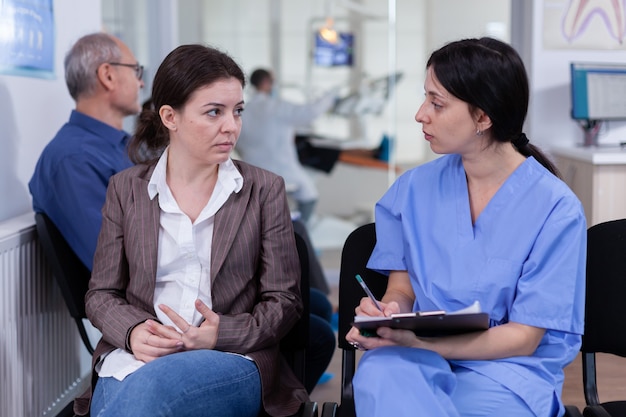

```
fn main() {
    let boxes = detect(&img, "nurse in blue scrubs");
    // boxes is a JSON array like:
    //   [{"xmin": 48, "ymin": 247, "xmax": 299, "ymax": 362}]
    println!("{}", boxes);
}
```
[{"xmin": 346, "ymin": 37, "xmax": 586, "ymax": 417}]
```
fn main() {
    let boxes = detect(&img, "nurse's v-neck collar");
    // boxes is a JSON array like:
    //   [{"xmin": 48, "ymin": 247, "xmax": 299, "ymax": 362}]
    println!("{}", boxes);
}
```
[{"xmin": 455, "ymin": 156, "xmax": 535, "ymax": 241}]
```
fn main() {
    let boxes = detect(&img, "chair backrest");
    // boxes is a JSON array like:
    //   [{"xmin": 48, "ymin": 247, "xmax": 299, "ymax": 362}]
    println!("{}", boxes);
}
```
[
  {"xmin": 338, "ymin": 222, "xmax": 388, "ymax": 350},
  {"xmin": 581, "ymin": 218, "xmax": 626, "ymax": 406},
  {"xmin": 34, "ymin": 212, "xmax": 94, "ymax": 355},
  {"xmin": 280, "ymin": 231, "xmax": 311, "ymax": 384},
  {"xmin": 292, "ymin": 218, "xmax": 330, "ymax": 294},
  {"xmin": 582, "ymin": 219, "xmax": 626, "ymax": 355},
  {"xmin": 336, "ymin": 222, "xmax": 388, "ymax": 417}
]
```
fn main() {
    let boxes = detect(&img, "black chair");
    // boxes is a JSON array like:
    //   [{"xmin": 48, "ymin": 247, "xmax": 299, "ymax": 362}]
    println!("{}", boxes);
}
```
[
  {"xmin": 35, "ymin": 212, "xmax": 95, "ymax": 356},
  {"xmin": 320, "ymin": 222, "xmax": 582, "ymax": 417},
  {"xmin": 36, "ymin": 211, "xmax": 318, "ymax": 417},
  {"xmin": 578, "ymin": 219, "xmax": 626, "ymax": 417},
  {"xmin": 321, "ymin": 223, "xmax": 387, "ymax": 417},
  {"xmin": 281, "ymin": 232, "xmax": 318, "ymax": 417},
  {"xmin": 35, "ymin": 212, "xmax": 94, "ymax": 417}
]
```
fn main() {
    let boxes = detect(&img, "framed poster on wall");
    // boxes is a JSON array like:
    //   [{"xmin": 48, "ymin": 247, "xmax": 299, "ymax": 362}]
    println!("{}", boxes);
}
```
[
  {"xmin": 544, "ymin": 0, "xmax": 626, "ymax": 50},
  {"xmin": 0, "ymin": 0, "xmax": 55, "ymax": 78}
]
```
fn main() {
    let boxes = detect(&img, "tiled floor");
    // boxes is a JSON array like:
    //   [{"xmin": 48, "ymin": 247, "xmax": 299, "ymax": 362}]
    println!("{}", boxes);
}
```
[{"xmin": 311, "ymin": 248, "xmax": 626, "ymax": 413}]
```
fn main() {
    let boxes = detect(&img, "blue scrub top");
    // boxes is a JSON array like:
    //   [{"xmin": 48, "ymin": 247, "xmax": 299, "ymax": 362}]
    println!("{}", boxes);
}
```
[{"xmin": 367, "ymin": 154, "xmax": 586, "ymax": 416}]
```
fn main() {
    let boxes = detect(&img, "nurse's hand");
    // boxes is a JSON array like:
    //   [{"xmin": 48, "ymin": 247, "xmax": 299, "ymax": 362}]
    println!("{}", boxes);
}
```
[
  {"xmin": 346, "ymin": 324, "xmax": 423, "ymax": 351},
  {"xmin": 346, "ymin": 297, "xmax": 403, "ymax": 350},
  {"xmin": 375, "ymin": 327, "xmax": 427, "ymax": 348},
  {"xmin": 354, "ymin": 296, "xmax": 399, "ymax": 318}
]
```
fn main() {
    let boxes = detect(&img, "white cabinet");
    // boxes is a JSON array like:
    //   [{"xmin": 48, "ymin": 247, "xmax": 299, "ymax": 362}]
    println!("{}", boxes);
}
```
[{"xmin": 552, "ymin": 146, "xmax": 626, "ymax": 226}]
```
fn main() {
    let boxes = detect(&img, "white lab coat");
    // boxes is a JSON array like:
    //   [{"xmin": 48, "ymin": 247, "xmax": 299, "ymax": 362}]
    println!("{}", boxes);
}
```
[{"xmin": 236, "ymin": 89, "xmax": 336, "ymax": 202}]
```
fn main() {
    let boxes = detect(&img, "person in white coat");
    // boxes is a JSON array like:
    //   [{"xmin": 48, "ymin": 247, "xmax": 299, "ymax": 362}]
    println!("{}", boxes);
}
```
[{"xmin": 236, "ymin": 68, "xmax": 337, "ymax": 224}]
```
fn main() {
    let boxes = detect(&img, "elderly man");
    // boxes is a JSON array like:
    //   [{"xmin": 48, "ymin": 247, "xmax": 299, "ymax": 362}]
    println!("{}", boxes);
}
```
[{"xmin": 29, "ymin": 32, "xmax": 144, "ymax": 270}]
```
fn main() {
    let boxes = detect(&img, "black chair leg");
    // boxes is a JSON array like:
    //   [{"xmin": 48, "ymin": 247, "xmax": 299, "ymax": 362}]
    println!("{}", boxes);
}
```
[
  {"xmin": 321, "ymin": 402, "xmax": 338, "ymax": 417},
  {"xmin": 297, "ymin": 401, "xmax": 318, "ymax": 417}
]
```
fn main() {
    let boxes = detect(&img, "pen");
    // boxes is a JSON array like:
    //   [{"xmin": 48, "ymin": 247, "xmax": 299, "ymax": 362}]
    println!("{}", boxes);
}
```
[{"xmin": 355, "ymin": 274, "xmax": 383, "ymax": 312}]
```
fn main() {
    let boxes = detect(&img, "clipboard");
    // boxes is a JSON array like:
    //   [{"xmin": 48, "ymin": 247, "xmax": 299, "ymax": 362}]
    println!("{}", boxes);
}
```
[{"xmin": 352, "ymin": 311, "xmax": 490, "ymax": 337}]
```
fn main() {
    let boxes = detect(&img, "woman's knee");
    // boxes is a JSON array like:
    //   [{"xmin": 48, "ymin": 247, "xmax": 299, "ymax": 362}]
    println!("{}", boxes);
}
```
[
  {"xmin": 355, "ymin": 347, "xmax": 455, "ymax": 393},
  {"xmin": 353, "ymin": 347, "xmax": 460, "ymax": 417}
]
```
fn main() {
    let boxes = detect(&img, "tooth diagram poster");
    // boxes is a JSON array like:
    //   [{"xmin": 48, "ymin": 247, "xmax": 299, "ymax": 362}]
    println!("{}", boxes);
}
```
[{"xmin": 544, "ymin": 0, "xmax": 626, "ymax": 50}]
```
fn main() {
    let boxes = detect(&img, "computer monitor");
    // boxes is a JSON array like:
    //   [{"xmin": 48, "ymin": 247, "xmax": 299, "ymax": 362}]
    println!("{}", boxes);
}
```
[
  {"xmin": 314, "ymin": 32, "xmax": 354, "ymax": 67},
  {"xmin": 570, "ymin": 62, "xmax": 626, "ymax": 121}
]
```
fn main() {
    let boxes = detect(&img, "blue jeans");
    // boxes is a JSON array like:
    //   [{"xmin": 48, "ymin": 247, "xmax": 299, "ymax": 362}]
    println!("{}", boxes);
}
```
[{"xmin": 91, "ymin": 350, "xmax": 262, "ymax": 417}]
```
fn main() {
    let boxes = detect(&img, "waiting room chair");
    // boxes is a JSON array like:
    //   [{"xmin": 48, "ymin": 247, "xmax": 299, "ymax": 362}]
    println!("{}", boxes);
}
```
[
  {"xmin": 35, "ymin": 212, "xmax": 95, "ymax": 356},
  {"xmin": 35, "ymin": 212, "xmax": 95, "ymax": 417},
  {"xmin": 578, "ymin": 219, "xmax": 626, "ymax": 417},
  {"xmin": 279, "ymin": 232, "xmax": 319, "ymax": 417},
  {"xmin": 320, "ymin": 222, "xmax": 582, "ymax": 417},
  {"xmin": 321, "ymin": 222, "xmax": 387, "ymax": 417},
  {"xmin": 36, "ymin": 211, "xmax": 319, "ymax": 417}
]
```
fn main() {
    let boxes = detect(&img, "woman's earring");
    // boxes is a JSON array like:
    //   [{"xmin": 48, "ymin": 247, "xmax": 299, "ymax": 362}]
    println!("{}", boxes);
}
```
[{"xmin": 476, "ymin": 128, "xmax": 483, "ymax": 136}]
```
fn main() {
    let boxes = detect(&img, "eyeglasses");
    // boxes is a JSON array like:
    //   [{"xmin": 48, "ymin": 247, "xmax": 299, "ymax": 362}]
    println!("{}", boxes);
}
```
[{"xmin": 108, "ymin": 62, "xmax": 144, "ymax": 80}]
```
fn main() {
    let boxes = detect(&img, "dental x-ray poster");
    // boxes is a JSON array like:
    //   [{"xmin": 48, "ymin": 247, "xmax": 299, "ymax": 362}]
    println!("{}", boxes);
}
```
[{"xmin": 0, "ymin": 0, "xmax": 55, "ymax": 78}]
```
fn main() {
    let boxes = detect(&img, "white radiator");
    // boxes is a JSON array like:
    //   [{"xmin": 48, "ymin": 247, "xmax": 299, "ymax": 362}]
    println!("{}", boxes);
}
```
[{"xmin": 0, "ymin": 213, "xmax": 90, "ymax": 417}]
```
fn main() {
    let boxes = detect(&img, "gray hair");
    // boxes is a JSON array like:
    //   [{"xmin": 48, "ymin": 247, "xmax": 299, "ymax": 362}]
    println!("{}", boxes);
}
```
[{"xmin": 64, "ymin": 33, "xmax": 122, "ymax": 100}]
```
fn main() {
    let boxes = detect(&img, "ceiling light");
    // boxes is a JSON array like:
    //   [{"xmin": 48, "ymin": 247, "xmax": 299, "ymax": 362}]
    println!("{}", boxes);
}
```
[{"xmin": 319, "ymin": 17, "xmax": 338, "ymax": 44}]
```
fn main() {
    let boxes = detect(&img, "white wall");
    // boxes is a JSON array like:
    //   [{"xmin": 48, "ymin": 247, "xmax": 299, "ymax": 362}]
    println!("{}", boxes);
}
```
[
  {"xmin": 427, "ymin": 0, "xmax": 511, "ymax": 49},
  {"xmin": 0, "ymin": 0, "xmax": 102, "ymax": 222},
  {"xmin": 102, "ymin": 0, "xmax": 178, "ymax": 112}
]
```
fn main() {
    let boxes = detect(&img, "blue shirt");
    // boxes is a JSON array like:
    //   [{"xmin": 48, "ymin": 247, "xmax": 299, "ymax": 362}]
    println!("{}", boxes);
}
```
[
  {"xmin": 29, "ymin": 110, "xmax": 133, "ymax": 270},
  {"xmin": 367, "ymin": 154, "xmax": 587, "ymax": 416}
]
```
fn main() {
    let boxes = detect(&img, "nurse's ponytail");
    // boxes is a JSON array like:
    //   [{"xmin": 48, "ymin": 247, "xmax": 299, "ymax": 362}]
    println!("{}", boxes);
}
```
[{"xmin": 511, "ymin": 133, "xmax": 561, "ymax": 178}]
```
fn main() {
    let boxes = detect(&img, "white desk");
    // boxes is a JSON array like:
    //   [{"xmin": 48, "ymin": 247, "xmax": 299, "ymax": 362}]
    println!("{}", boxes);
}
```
[{"xmin": 551, "ymin": 145, "xmax": 626, "ymax": 226}]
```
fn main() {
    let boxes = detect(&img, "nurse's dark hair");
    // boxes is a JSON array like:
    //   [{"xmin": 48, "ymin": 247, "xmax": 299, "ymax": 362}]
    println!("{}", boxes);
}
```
[
  {"xmin": 427, "ymin": 37, "xmax": 560, "ymax": 178},
  {"xmin": 128, "ymin": 44, "xmax": 245, "ymax": 164}
]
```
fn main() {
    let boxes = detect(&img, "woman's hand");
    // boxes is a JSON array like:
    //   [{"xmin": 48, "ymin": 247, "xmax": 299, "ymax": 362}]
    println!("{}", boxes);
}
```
[
  {"xmin": 159, "ymin": 300, "xmax": 220, "ymax": 350},
  {"xmin": 346, "ymin": 296, "xmax": 409, "ymax": 351},
  {"xmin": 355, "ymin": 295, "xmax": 399, "ymax": 318},
  {"xmin": 129, "ymin": 320, "xmax": 184, "ymax": 363},
  {"xmin": 347, "ymin": 326, "xmax": 424, "ymax": 351},
  {"xmin": 346, "ymin": 271, "xmax": 420, "ymax": 351}
]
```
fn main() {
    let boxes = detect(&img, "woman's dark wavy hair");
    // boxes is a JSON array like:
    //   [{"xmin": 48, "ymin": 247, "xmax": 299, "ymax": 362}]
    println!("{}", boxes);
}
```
[
  {"xmin": 128, "ymin": 44, "xmax": 245, "ymax": 164},
  {"xmin": 427, "ymin": 37, "xmax": 560, "ymax": 177}
]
